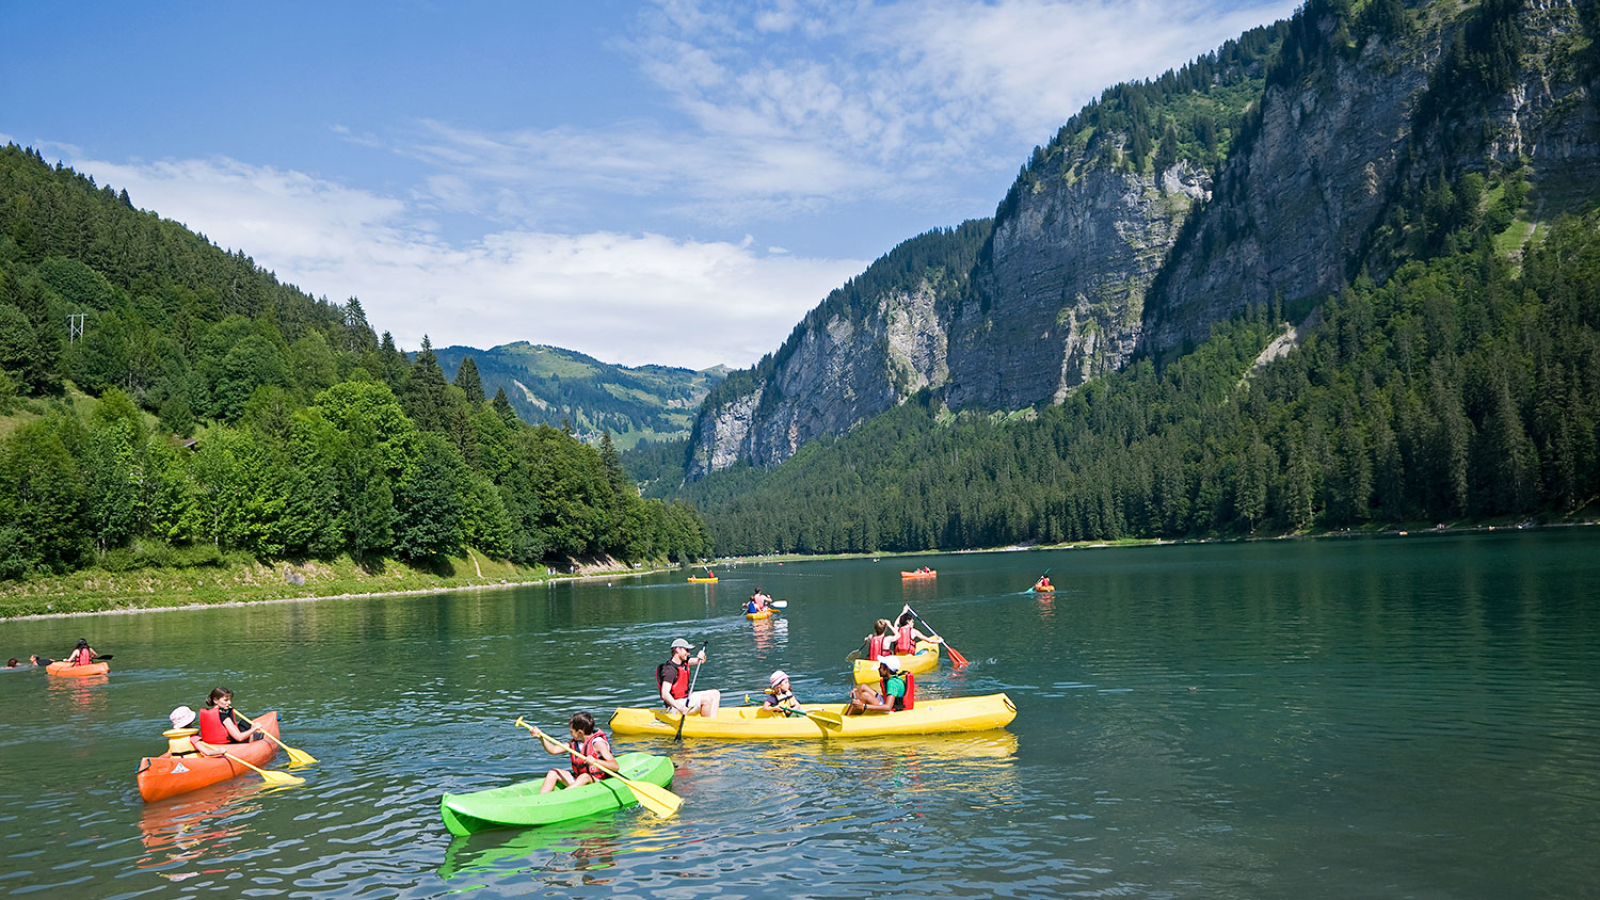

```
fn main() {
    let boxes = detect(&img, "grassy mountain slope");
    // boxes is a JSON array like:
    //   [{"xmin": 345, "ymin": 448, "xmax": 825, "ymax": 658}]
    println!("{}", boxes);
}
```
[{"xmin": 432, "ymin": 342, "xmax": 725, "ymax": 450}]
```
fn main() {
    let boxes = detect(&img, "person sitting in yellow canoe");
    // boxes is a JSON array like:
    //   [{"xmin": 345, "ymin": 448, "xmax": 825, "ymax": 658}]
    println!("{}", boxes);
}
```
[
  {"xmin": 892, "ymin": 608, "xmax": 931, "ymax": 655},
  {"xmin": 762, "ymin": 670, "xmax": 798, "ymax": 713},
  {"xmin": 865, "ymin": 618, "xmax": 898, "ymax": 659},
  {"xmin": 532, "ymin": 712, "xmax": 615, "ymax": 794},
  {"xmin": 658, "ymin": 638, "xmax": 721, "ymax": 718},
  {"xmin": 746, "ymin": 588, "xmax": 771, "ymax": 615},
  {"xmin": 847, "ymin": 658, "xmax": 916, "ymax": 714}
]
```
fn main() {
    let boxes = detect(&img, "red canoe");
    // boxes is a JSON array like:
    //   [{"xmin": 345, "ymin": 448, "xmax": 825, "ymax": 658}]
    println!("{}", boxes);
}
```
[
  {"xmin": 46, "ymin": 661, "xmax": 110, "ymax": 677},
  {"xmin": 136, "ymin": 711, "xmax": 281, "ymax": 802}
]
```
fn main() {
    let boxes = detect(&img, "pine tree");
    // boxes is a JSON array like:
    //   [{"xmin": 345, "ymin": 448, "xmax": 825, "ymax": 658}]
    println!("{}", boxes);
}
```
[{"xmin": 455, "ymin": 355, "xmax": 484, "ymax": 404}]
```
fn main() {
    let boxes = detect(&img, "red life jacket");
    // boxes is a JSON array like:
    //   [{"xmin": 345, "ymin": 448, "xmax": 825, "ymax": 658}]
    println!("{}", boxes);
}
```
[
  {"xmin": 657, "ymin": 661, "xmax": 692, "ymax": 704},
  {"xmin": 868, "ymin": 632, "xmax": 895, "ymax": 660},
  {"xmin": 197, "ymin": 707, "xmax": 231, "ymax": 744},
  {"xmin": 70, "ymin": 648, "xmax": 93, "ymax": 666},
  {"xmin": 569, "ymin": 731, "xmax": 610, "ymax": 780},
  {"xmin": 894, "ymin": 628, "xmax": 915, "ymax": 655},
  {"xmin": 880, "ymin": 673, "xmax": 916, "ymax": 711}
]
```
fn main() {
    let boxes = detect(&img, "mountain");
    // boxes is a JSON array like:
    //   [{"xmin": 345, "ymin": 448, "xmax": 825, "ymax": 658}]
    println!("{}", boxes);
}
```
[
  {"xmin": 429, "ymin": 342, "xmax": 726, "ymax": 450},
  {"xmin": 686, "ymin": 0, "xmax": 1600, "ymax": 480}
]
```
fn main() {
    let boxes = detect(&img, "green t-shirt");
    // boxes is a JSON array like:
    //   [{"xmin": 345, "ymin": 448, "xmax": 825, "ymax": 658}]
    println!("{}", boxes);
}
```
[{"xmin": 884, "ymin": 676, "xmax": 906, "ymax": 699}]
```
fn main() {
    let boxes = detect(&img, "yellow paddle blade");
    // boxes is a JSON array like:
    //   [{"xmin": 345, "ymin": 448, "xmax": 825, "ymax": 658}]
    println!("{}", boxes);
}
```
[
  {"xmin": 621, "ymin": 777, "xmax": 682, "ymax": 818},
  {"xmin": 805, "ymin": 709, "xmax": 845, "ymax": 729},
  {"xmin": 284, "ymin": 746, "xmax": 319, "ymax": 767},
  {"xmin": 222, "ymin": 751, "xmax": 306, "ymax": 787}
]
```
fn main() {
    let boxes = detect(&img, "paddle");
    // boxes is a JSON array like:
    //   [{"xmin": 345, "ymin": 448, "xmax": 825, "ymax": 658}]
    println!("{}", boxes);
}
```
[
  {"xmin": 905, "ymin": 606, "xmax": 970, "ymax": 668},
  {"xmin": 200, "ymin": 743, "xmax": 305, "ymax": 787},
  {"xmin": 91, "ymin": 654, "xmax": 114, "ymax": 661},
  {"xmin": 779, "ymin": 706, "xmax": 844, "ymax": 728},
  {"xmin": 845, "ymin": 637, "xmax": 869, "ymax": 662},
  {"xmin": 674, "ymin": 643, "xmax": 705, "ymax": 742},
  {"xmin": 747, "ymin": 691, "xmax": 843, "ymax": 729},
  {"xmin": 515, "ymin": 717, "xmax": 681, "ymax": 818},
  {"xmin": 771, "ymin": 600, "xmax": 788, "ymax": 609},
  {"xmin": 237, "ymin": 712, "xmax": 318, "ymax": 766}
]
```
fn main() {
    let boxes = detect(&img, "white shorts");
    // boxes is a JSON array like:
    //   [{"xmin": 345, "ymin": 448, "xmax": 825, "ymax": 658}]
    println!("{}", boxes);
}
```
[{"xmin": 682, "ymin": 691, "xmax": 713, "ymax": 713}]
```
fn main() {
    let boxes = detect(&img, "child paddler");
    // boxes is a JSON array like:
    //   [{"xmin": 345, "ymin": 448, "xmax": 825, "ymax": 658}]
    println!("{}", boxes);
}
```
[
  {"xmin": 533, "ymin": 712, "xmax": 616, "ymax": 794},
  {"xmin": 847, "ymin": 658, "xmax": 916, "ymax": 715},
  {"xmin": 762, "ymin": 670, "xmax": 799, "ymax": 713}
]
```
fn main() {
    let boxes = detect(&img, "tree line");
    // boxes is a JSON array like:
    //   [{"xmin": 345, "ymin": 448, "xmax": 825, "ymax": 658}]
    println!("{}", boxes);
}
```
[
  {"xmin": 0, "ymin": 144, "xmax": 712, "ymax": 579},
  {"xmin": 659, "ymin": 214, "xmax": 1600, "ymax": 555}
]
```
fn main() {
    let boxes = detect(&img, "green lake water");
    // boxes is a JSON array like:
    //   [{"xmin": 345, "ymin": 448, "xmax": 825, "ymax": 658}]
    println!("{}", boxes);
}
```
[{"xmin": 1, "ymin": 528, "xmax": 1597, "ymax": 898}]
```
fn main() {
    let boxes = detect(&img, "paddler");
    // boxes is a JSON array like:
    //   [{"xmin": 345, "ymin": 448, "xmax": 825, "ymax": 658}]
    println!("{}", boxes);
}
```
[
  {"xmin": 864, "ymin": 618, "xmax": 897, "ymax": 659},
  {"xmin": 532, "ymin": 712, "xmax": 616, "ymax": 794},
  {"xmin": 762, "ymin": 670, "xmax": 799, "ymax": 713},
  {"xmin": 1034, "ymin": 575, "xmax": 1053, "ymax": 591},
  {"xmin": 64, "ymin": 638, "xmax": 97, "ymax": 667},
  {"xmin": 198, "ymin": 687, "xmax": 262, "ymax": 744},
  {"xmin": 746, "ymin": 588, "xmax": 770, "ymax": 615},
  {"xmin": 893, "ymin": 608, "xmax": 931, "ymax": 655},
  {"xmin": 847, "ymin": 658, "xmax": 916, "ymax": 715},
  {"xmin": 658, "ymin": 638, "xmax": 721, "ymax": 718}
]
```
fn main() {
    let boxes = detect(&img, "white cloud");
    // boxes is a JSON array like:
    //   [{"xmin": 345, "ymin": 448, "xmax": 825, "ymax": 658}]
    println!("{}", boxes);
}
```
[
  {"xmin": 400, "ymin": 0, "xmax": 1300, "ymax": 225},
  {"xmin": 65, "ymin": 153, "xmax": 863, "ymax": 370}
]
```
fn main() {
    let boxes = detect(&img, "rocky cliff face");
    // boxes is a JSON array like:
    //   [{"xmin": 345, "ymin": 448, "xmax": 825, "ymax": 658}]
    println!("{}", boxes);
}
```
[
  {"xmin": 947, "ymin": 164, "xmax": 1210, "ymax": 409},
  {"xmin": 1142, "ymin": 27, "xmax": 1438, "ymax": 354},
  {"xmin": 688, "ymin": 0, "xmax": 1600, "ymax": 479}
]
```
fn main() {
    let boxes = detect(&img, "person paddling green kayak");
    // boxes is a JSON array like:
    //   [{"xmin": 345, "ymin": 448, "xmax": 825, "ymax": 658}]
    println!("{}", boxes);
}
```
[{"xmin": 531, "ymin": 712, "xmax": 617, "ymax": 794}]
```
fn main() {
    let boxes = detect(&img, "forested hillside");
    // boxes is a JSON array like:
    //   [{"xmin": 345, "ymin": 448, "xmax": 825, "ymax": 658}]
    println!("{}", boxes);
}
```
[
  {"xmin": 0, "ymin": 144, "xmax": 712, "ymax": 581},
  {"xmin": 668, "ymin": 215, "xmax": 1600, "ymax": 554},
  {"xmin": 431, "ymin": 342, "xmax": 724, "ymax": 450}
]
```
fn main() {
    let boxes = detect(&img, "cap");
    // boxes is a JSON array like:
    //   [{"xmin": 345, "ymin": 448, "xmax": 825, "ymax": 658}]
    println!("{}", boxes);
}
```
[
  {"xmin": 169, "ymin": 706, "xmax": 196, "ymax": 729},
  {"xmin": 878, "ymin": 657, "xmax": 901, "ymax": 673},
  {"xmin": 670, "ymin": 638, "xmax": 693, "ymax": 650},
  {"xmin": 769, "ymin": 670, "xmax": 788, "ymax": 686}
]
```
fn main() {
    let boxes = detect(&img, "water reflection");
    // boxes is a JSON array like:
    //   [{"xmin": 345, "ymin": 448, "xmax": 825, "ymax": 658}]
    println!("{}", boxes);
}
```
[{"xmin": 136, "ymin": 782, "xmax": 261, "ymax": 871}]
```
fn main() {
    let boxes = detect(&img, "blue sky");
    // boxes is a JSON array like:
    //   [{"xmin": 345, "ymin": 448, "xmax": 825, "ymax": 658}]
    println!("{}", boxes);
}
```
[{"xmin": 2, "ymin": 0, "xmax": 1298, "ymax": 370}]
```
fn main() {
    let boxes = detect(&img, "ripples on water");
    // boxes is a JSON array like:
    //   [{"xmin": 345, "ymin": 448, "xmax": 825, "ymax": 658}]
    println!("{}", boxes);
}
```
[{"xmin": 2, "ymin": 530, "xmax": 1598, "ymax": 898}]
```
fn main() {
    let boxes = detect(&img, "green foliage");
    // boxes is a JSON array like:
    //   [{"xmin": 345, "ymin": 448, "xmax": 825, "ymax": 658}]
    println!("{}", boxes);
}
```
[
  {"xmin": 676, "ymin": 214, "xmax": 1600, "ymax": 552},
  {"xmin": 0, "ymin": 145, "xmax": 713, "ymax": 582}
]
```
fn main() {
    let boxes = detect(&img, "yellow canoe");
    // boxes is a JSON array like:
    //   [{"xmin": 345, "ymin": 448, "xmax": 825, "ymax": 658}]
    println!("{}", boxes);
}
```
[
  {"xmin": 687, "ymin": 576, "xmax": 718, "ymax": 583},
  {"xmin": 745, "ymin": 609, "xmax": 773, "ymax": 620},
  {"xmin": 852, "ymin": 640, "xmax": 940, "ymax": 684},
  {"xmin": 609, "ymin": 693, "xmax": 1016, "ymax": 740}
]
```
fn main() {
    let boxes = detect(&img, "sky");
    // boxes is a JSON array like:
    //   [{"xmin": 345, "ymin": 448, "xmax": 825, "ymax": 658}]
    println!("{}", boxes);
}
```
[{"xmin": 1, "ymin": 0, "xmax": 1299, "ymax": 371}]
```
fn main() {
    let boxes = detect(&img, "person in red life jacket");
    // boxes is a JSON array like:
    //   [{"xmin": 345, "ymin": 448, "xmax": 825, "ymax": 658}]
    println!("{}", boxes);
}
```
[
  {"xmin": 893, "ymin": 608, "xmax": 931, "ymax": 655},
  {"xmin": 864, "ymin": 618, "xmax": 897, "ymax": 660},
  {"xmin": 64, "ymin": 638, "xmax": 97, "ymax": 667},
  {"xmin": 197, "ymin": 687, "xmax": 261, "ymax": 744},
  {"xmin": 1034, "ymin": 575, "xmax": 1053, "ymax": 591},
  {"xmin": 657, "ymin": 638, "xmax": 721, "ymax": 718},
  {"xmin": 847, "ymin": 658, "xmax": 916, "ymax": 715},
  {"xmin": 533, "ymin": 712, "xmax": 616, "ymax": 794}
]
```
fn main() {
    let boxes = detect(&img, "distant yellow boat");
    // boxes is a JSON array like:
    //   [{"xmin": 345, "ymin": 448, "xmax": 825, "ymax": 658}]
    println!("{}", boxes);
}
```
[
  {"xmin": 610, "ymin": 693, "xmax": 1016, "ymax": 740},
  {"xmin": 687, "ymin": 576, "xmax": 717, "ymax": 583}
]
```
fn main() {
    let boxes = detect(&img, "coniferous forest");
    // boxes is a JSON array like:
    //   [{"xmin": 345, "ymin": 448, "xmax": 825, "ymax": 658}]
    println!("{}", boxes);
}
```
[
  {"xmin": 0, "ymin": 145, "xmax": 712, "ymax": 581},
  {"xmin": 660, "ymin": 214, "xmax": 1600, "ymax": 555}
]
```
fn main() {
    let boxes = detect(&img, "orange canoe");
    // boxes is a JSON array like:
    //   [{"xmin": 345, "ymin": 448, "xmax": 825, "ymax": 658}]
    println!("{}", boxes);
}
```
[
  {"xmin": 46, "ymin": 661, "xmax": 110, "ymax": 677},
  {"xmin": 136, "ymin": 711, "xmax": 281, "ymax": 802},
  {"xmin": 900, "ymin": 570, "xmax": 937, "ymax": 579}
]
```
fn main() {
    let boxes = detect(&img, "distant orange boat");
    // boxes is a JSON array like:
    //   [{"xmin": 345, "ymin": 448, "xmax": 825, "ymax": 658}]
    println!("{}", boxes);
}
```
[{"xmin": 900, "ymin": 569, "xmax": 937, "ymax": 579}]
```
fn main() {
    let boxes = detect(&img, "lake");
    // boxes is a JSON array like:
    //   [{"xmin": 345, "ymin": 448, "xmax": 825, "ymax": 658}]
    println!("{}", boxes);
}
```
[{"xmin": 2, "ymin": 528, "xmax": 1597, "ymax": 898}]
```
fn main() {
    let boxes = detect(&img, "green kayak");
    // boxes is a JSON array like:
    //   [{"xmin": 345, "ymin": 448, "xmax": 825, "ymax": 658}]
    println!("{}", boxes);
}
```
[{"xmin": 440, "ymin": 752, "xmax": 675, "ymax": 836}]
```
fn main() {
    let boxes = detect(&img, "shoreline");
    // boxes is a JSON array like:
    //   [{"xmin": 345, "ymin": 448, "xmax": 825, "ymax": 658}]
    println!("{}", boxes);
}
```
[
  {"xmin": 0, "ymin": 559, "xmax": 678, "ymax": 622},
  {"xmin": 7, "ymin": 518, "xmax": 1591, "ymax": 622}
]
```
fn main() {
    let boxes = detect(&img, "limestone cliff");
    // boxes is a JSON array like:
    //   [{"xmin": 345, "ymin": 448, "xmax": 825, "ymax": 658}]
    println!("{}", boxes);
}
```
[{"xmin": 688, "ymin": 0, "xmax": 1600, "ymax": 479}]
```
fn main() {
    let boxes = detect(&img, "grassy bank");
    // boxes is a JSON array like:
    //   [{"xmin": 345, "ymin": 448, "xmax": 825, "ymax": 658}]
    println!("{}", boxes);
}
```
[{"xmin": 0, "ymin": 552, "xmax": 652, "ymax": 619}]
